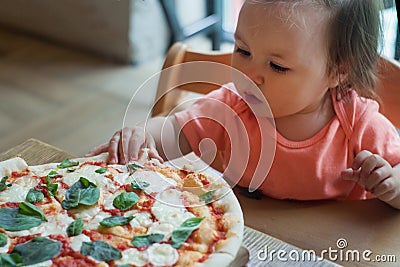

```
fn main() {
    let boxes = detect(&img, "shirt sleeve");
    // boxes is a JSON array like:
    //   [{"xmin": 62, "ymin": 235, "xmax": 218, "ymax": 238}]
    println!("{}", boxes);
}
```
[
  {"xmin": 350, "ymin": 99, "xmax": 400, "ymax": 166},
  {"xmin": 174, "ymin": 84, "xmax": 242, "ymax": 156}
]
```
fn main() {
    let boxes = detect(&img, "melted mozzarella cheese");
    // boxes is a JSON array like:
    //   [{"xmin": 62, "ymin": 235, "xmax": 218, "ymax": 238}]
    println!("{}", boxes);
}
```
[
  {"xmin": 126, "ymin": 211, "xmax": 153, "ymax": 228},
  {"xmin": 148, "ymin": 243, "xmax": 179, "ymax": 266},
  {"xmin": 70, "ymin": 234, "xmax": 91, "ymax": 251},
  {"xmin": 102, "ymin": 191, "xmax": 116, "ymax": 210},
  {"xmin": 0, "ymin": 176, "xmax": 40, "ymax": 203},
  {"xmin": 151, "ymin": 189, "xmax": 195, "ymax": 228},
  {"xmin": 132, "ymin": 171, "xmax": 176, "ymax": 194},
  {"xmin": 61, "ymin": 165, "xmax": 119, "ymax": 193},
  {"xmin": 147, "ymin": 222, "xmax": 174, "ymax": 241},
  {"xmin": 112, "ymin": 173, "xmax": 131, "ymax": 185},
  {"xmin": 69, "ymin": 205, "xmax": 101, "ymax": 220},
  {"xmin": 86, "ymin": 211, "xmax": 109, "ymax": 230},
  {"xmin": 0, "ymin": 183, "xmax": 31, "ymax": 203},
  {"xmin": 7, "ymin": 212, "xmax": 74, "ymax": 237},
  {"xmin": 24, "ymin": 260, "xmax": 53, "ymax": 267},
  {"xmin": 114, "ymin": 248, "xmax": 149, "ymax": 266}
]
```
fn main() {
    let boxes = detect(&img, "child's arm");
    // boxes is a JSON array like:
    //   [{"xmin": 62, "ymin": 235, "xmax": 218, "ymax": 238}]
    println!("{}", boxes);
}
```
[
  {"xmin": 341, "ymin": 150, "xmax": 400, "ymax": 209},
  {"xmin": 86, "ymin": 116, "xmax": 191, "ymax": 164}
]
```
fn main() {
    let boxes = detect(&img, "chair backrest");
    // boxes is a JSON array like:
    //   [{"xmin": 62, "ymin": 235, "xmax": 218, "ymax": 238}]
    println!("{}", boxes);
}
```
[
  {"xmin": 376, "ymin": 57, "xmax": 400, "ymax": 128},
  {"xmin": 153, "ymin": 42, "xmax": 400, "ymax": 129},
  {"xmin": 151, "ymin": 42, "xmax": 232, "ymax": 117}
]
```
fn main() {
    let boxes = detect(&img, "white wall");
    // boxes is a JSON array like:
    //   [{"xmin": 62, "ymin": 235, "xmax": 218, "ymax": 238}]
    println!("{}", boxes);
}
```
[{"xmin": 0, "ymin": 0, "xmax": 170, "ymax": 64}]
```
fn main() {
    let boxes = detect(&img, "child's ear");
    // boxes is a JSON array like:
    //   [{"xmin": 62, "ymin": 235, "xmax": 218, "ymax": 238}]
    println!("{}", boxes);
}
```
[{"xmin": 328, "ymin": 67, "xmax": 348, "ymax": 89}]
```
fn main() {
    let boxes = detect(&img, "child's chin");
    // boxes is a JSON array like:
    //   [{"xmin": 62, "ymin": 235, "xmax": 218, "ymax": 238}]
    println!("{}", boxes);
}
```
[{"xmin": 248, "ymin": 104, "xmax": 273, "ymax": 118}]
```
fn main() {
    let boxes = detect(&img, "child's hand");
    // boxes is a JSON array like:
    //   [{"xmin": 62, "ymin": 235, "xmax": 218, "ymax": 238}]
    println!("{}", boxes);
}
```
[
  {"xmin": 341, "ymin": 150, "xmax": 400, "ymax": 207},
  {"xmin": 86, "ymin": 127, "xmax": 163, "ymax": 164}
]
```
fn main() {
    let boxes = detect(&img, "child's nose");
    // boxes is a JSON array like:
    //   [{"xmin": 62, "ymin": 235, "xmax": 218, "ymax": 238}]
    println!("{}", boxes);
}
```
[
  {"xmin": 246, "ymin": 65, "xmax": 264, "ymax": 86},
  {"xmin": 248, "ymin": 72, "xmax": 264, "ymax": 86},
  {"xmin": 252, "ymin": 75, "xmax": 264, "ymax": 86}
]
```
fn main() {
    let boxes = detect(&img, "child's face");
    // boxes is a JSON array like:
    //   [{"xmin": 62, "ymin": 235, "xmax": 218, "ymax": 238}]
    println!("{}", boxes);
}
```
[{"xmin": 232, "ymin": 1, "xmax": 338, "ymax": 118}]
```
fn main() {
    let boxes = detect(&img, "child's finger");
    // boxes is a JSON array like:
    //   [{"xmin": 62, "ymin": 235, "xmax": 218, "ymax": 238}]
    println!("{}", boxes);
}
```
[
  {"xmin": 119, "ymin": 128, "xmax": 134, "ymax": 165},
  {"xmin": 352, "ymin": 150, "xmax": 373, "ymax": 170},
  {"xmin": 341, "ymin": 168, "xmax": 361, "ymax": 182},
  {"xmin": 146, "ymin": 137, "xmax": 164, "ymax": 163},
  {"xmin": 126, "ymin": 128, "xmax": 147, "ymax": 162},
  {"xmin": 341, "ymin": 168, "xmax": 355, "ymax": 180},
  {"xmin": 364, "ymin": 166, "xmax": 391, "ymax": 192},
  {"xmin": 85, "ymin": 143, "xmax": 108, "ymax": 157},
  {"xmin": 108, "ymin": 131, "xmax": 122, "ymax": 164},
  {"xmin": 148, "ymin": 150, "xmax": 164, "ymax": 163},
  {"xmin": 373, "ymin": 179, "xmax": 397, "ymax": 201},
  {"xmin": 127, "ymin": 134, "xmax": 143, "ymax": 162},
  {"xmin": 359, "ymin": 155, "xmax": 382, "ymax": 180}
]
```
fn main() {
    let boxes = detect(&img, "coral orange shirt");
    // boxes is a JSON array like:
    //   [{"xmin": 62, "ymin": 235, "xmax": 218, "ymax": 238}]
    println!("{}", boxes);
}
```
[{"xmin": 174, "ymin": 83, "xmax": 400, "ymax": 200}]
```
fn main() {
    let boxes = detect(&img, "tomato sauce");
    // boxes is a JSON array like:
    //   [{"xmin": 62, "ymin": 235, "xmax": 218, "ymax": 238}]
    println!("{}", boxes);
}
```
[
  {"xmin": 82, "ymin": 230, "xmax": 100, "ymax": 241},
  {"xmin": 179, "ymin": 169, "xmax": 194, "ymax": 178},
  {"xmin": 117, "ymin": 243, "xmax": 131, "ymax": 251},
  {"xmin": 102, "ymin": 207, "xmax": 123, "ymax": 217},
  {"xmin": 11, "ymin": 170, "xmax": 29, "ymax": 178},
  {"xmin": 105, "ymin": 174, "xmax": 114, "ymax": 179},
  {"xmin": 81, "ymin": 161, "xmax": 106, "ymax": 167},
  {"xmin": 139, "ymin": 197, "xmax": 155, "ymax": 212},
  {"xmin": 12, "ymin": 234, "xmax": 41, "ymax": 250},
  {"xmin": 0, "ymin": 202, "xmax": 19, "ymax": 208},
  {"xmin": 50, "ymin": 233, "xmax": 98, "ymax": 267}
]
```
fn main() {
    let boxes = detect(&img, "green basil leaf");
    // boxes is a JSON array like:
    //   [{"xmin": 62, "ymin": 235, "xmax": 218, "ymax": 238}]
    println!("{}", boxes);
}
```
[
  {"xmin": 181, "ymin": 217, "xmax": 205, "ymax": 228},
  {"xmin": 67, "ymin": 218, "xmax": 84, "ymax": 237},
  {"xmin": 113, "ymin": 192, "xmax": 139, "ymax": 211},
  {"xmin": 78, "ymin": 187, "xmax": 100, "ymax": 206},
  {"xmin": 12, "ymin": 237, "xmax": 61, "ymax": 265},
  {"xmin": 171, "ymin": 217, "xmax": 204, "ymax": 248},
  {"xmin": 47, "ymin": 170, "xmax": 58, "ymax": 178},
  {"xmin": 61, "ymin": 178, "xmax": 100, "ymax": 210},
  {"xmin": 0, "ymin": 176, "xmax": 9, "ymax": 192},
  {"xmin": 67, "ymin": 168, "xmax": 76, "ymax": 173},
  {"xmin": 131, "ymin": 180, "xmax": 150, "ymax": 190},
  {"xmin": 41, "ymin": 171, "xmax": 59, "ymax": 196},
  {"xmin": 199, "ymin": 189, "xmax": 217, "ymax": 204},
  {"xmin": 0, "ymin": 253, "xmax": 22, "ymax": 267},
  {"xmin": 0, "ymin": 233, "xmax": 7, "ymax": 247},
  {"xmin": 76, "ymin": 177, "xmax": 97, "ymax": 189},
  {"xmin": 47, "ymin": 183, "xmax": 58, "ymax": 196},
  {"xmin": 61, "ymin": 190, "xmax": 80, "ymax": 210},
  {"xmin": 19, "ymin": 202, "xmax": 46, "ymax": 221},
  {"xmin": 80, "ymin": 241, "xmax": 121, "ymax": 261},
  {"xmin": 26, "ymin": 189, "xmax": 44, "ymax": 203},
  {"xmin": 0, "ymin": 208, "xmax": 43, "ymax": 231},
  {"xmin": 100, "ymin": 216, "xmax": 134, "ymax": 227},
  {"xmin": 127, "ymin": 162, "xmax": 144, "ymax": 175},
  {"xmin": 79, "ymin": 177, "xmax": 91, "ymax": 187},
  {"xmin": 131, "ymin": 234, "xmax": 164, "ymax": 248},
  {"xmin": 95, "ymin": 168, "xmax": 107, "ymax": 174},
  {"xmin": 57, "ymin": 159, "xmax": 79, "ymax": 169}
]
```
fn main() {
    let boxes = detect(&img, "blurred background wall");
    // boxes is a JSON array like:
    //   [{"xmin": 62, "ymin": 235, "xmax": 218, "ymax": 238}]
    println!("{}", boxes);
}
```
[{"xmin": 0, "ymin": 0, "xmax": 169, "ymax": 64}]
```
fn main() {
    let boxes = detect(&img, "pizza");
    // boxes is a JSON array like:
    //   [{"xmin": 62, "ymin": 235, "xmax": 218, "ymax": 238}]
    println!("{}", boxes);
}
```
[{"xmin": 0, "ymin": 152, "xmax": 243, "ymax": 267}]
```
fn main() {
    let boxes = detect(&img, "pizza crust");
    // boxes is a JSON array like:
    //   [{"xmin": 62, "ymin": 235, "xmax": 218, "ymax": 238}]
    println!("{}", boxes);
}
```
[
  {"xmin": 0, "ymin": 157, "xmax": 28, "ymax": 178},
  {"xmin": 167, "ymin": 153, "xmax": 244, "ymax": 267}
]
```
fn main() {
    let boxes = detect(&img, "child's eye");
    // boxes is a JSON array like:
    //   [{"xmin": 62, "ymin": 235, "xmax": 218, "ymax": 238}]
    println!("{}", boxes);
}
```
[
  {"xmin": 270, "ymin": 62, "xmax": 289, "ymax": 73},
  {"xmin": 236, "ymin": 47, "xmax": 251, "ymax": 57}
]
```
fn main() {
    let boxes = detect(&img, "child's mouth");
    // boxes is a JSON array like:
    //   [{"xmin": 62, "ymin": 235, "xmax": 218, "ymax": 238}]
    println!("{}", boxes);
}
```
[{"xmin": 243, "ymin": 91, "xmax": 263, "ymax": 104}]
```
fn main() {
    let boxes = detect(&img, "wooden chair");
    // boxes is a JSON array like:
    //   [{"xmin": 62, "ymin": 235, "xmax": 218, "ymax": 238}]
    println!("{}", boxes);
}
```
[
  {"xmin": 152, "ymin": 42, "xmax": 400, "ymax": 130},
  {"xmin": 151, "ymin": 42, "xmax": 232, "ymax": 117}
]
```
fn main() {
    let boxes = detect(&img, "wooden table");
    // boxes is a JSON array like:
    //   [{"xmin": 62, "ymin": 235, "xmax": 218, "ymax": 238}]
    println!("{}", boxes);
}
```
[{"xmin": 2, "ymin": 139, "xmax": 399, "ymax": 266}]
